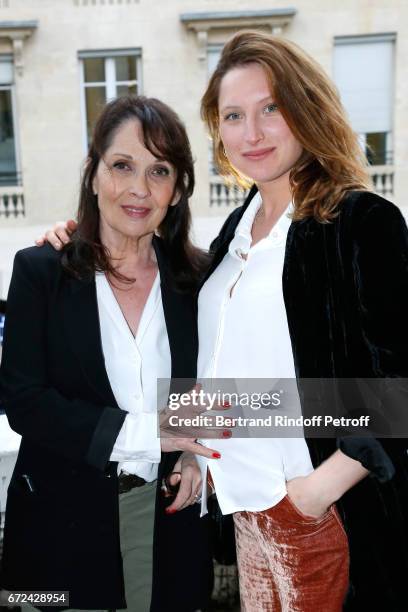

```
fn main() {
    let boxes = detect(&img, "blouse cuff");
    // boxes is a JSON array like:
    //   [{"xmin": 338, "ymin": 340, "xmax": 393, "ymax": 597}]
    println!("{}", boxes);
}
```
[{"xmin": 109, "ymin": 412, "xmax": 161, "ymax": 464}]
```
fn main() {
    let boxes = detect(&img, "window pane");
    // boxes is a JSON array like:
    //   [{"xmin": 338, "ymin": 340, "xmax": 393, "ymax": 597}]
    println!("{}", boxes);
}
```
[
  {"xmin": 116, "ymin": 84, "xmax": 137, "ymax": 98},
  {"xmin": 366, "ymin": 132, "xmax": 388, "ymax": 166},
  {"xmin": 115, "ymin": 56, "xmax": 136, "ymax": 82},
  {"xmin": 207, "ymin": 46, "xmax": 222, "ymax": 77},
  {"xmin": 84, "ymin": 57, "xmax": 105, "ymax": 83},
  {"xmin": 0, "ymin": 60, "xmax": 13, "ymax": 85},
  {"xmin": 0, "ymin": 89, "xmax": 17, "ymax": 185},
  {"xmin": 85, "ymin": 86, "xmax": 106, "ymax": 143}
]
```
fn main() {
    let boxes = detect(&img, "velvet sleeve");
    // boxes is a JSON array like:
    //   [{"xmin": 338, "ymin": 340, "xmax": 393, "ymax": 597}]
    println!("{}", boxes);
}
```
[
  {"xmin": 353, "ymin": 201, "xmax": 408, "ymax": 376},
  {"xmin": 339, "ymin": 200, "xmax": 408, "ymax": 480}
]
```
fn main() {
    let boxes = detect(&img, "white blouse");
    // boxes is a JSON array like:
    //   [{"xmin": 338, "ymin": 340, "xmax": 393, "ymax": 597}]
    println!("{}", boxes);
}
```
[
  {"xmin": 197, "ymin": 192, "xmax": 314, "ymax": 515},
  {"xmin": 96, "ymin": 272, "xmax": 171, "ymax": 482}
]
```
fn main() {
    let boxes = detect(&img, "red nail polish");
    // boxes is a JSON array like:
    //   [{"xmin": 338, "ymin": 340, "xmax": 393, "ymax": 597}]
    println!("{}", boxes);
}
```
[
  {"xmin": 165, "ymin": 508, "xmax": 177, "ymax": 515},
  {"xmin": 222, "ymin": 430, "xmax": 232, "ymax": 438},
  {"xmin": 212, "ymin": 452, "xmax": 221, "ymax": 459}
]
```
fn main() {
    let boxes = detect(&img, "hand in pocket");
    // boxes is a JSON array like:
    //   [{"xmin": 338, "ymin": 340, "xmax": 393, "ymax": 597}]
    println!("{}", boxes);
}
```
[{"xmin": 286, "ymin": 475, "xmax": 331, "ymax": 520}]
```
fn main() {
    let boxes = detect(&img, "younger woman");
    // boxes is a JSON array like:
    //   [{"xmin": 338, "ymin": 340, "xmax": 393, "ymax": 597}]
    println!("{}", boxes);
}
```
[{"xmin": 198, "ymin": 31, "xmax": 408, "ymax": 611}]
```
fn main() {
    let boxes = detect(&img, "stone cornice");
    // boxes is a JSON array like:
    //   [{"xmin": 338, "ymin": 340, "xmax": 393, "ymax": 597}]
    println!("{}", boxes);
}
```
[
  {"xmin": 0, "ymin": 20, "xmax": 38, "ymax": 76},
  {"xmin": 180, "ymin": 9, "xmax": 297, "ymax": 60}
]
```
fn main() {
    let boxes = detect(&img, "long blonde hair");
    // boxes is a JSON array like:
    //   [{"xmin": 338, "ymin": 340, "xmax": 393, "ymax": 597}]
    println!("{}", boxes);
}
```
[{"xmin": 201, "ymin": 30, "xmax": 372, "ymax": 221}]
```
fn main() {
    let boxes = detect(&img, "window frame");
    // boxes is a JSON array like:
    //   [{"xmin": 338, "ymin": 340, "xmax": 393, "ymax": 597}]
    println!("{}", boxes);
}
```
[
  {"xmin": 78, "ymin": 48, "xmax": 142, "ymax": 153},
  {"xmin": 333, "ymin": 32, "xmax": 396, "ymax": 168},
  {"xmin": 0, "ymin": 56, "xmax": 22, "ymax": 187}
]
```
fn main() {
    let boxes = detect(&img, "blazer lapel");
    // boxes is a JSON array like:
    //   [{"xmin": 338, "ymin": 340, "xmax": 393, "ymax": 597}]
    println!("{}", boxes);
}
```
[
  {"xmin": 61, "ymin": 274, "xmax": 118, "ymax": 407},
  {"xmin": 199, "ymin": 184, "xmax": 259, "ymax": 289}
]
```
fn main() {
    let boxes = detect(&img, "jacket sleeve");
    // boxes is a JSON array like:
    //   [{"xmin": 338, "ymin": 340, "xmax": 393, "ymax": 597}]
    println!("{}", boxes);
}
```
[
  {"xmin": 338, "ymin": 199, "xmax": 408, "ymax": 480},
  {"xmin": 0, "ymin": 249, "xmax": 127, "ymax": 471},
  {"xmin": 353, "ymin": 201, "xmax": 408, "ymax": 376}
]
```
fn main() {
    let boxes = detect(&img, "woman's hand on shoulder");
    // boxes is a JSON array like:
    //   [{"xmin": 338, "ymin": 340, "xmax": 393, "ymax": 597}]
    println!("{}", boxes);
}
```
[{"xmin": 35, "ymin": 219, "xmax": 77, "ymax": 250}]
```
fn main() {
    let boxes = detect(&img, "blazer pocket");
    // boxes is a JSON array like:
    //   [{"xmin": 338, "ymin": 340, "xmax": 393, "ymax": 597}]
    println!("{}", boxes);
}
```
[{"xmin": 8, "ymin": 473, "xmax": 39, "ymax": 498}]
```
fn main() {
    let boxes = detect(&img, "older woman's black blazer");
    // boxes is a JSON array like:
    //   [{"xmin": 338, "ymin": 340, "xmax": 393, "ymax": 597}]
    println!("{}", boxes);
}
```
[
  {"xmin": 0, "ymin": 237, "xmax": 212, "ymax": 611},
  {"xmin": 203, "ymin": 188, "xmax": 408, "ymax": 611}
]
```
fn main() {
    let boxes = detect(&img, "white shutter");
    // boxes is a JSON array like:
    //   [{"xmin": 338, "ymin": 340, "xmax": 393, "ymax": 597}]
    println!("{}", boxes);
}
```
[{"xmin": 334, "ymin": 34, "xmax": 395, "ymax": 134}]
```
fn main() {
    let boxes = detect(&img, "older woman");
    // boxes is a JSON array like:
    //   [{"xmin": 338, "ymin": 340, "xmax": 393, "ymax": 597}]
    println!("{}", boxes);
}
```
[{"xmin": 0, "ymin": 96, "xmax": 219, "ymax": 611}]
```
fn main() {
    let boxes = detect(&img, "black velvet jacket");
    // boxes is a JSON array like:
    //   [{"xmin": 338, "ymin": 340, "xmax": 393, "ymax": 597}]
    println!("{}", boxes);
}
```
[{"xmin": 202, "ymin": 188, "xmax": 408, "ymax": 611}]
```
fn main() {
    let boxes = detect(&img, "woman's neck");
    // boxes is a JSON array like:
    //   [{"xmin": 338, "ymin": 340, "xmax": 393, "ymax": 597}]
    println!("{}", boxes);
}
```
[
  {"xmin": 256, "ymin": 173, "xmax": 292, "ymax": 221},
  {"xmin": 100, "ymin": 225, "xmax": 156, "ymax": 273}
]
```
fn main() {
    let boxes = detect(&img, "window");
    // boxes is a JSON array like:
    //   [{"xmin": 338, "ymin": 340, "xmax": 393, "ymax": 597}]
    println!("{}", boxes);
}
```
[
  {"xmin": 206, "ymin": 44, "xmax": 248, "ymax": 207},
  {"xmin": 207, "ymin": 45, "xmax": 223, "ymax": 176},
  {"xmin": 0, "ymin": 57, "xmax": 20, "ymax": 186},
  {"xmin": 334, "ymin": 34, "xmax": 395, "ymax": 166},
  {"xmin": 207, "ymin": 44, "xmax": 222, "ymax": 78},
  {"xmin": 79, "ymin": 49, "xmax": 142, "ymax": 148}
]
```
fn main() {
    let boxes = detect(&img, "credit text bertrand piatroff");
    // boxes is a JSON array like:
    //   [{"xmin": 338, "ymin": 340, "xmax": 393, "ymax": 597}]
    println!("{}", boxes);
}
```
[{"xmin": 166, "ymin": 415, "xmax": 371, "ymax": 428}]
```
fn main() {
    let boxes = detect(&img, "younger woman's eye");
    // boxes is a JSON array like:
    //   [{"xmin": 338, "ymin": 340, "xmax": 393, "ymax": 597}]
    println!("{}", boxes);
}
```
[
  {"xmin": 264, "ymin": 103, "xmax": 279, "ymax": 114},
  {"xmin": 224, "ymin": 112, "xmax": 241, "ymax": 121}
]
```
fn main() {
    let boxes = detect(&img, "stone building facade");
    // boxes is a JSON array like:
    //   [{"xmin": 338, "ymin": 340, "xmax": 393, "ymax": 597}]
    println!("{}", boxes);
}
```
[{"xmin": 0, "ymin": 0, "xmax": 406, "ymax": 296}]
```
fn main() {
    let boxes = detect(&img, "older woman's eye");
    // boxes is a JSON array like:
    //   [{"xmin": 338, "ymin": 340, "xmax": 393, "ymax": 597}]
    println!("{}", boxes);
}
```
[
  {"xmin": 264, "ymin": 103, "xmax": 279, "ymax": 114},
  {"xmin": 113, "ymin": 161, "xmax": 132, "ymax": 172},
  {"xmin": 151, "ymin": 166, "xmax": 171, "ymax": 177}
]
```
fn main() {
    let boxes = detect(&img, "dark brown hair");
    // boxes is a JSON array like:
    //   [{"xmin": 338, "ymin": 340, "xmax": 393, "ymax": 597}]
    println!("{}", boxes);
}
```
[
  {"xmin": 62, "ymin": 95, "xmax": 208, "ymax": 289},
  {"xmin": 201, "ymin": 30, "xmax": 371, "ymax": 221}
]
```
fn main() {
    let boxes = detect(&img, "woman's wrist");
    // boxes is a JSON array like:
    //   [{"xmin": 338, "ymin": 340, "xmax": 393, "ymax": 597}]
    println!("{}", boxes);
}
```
[
  {"xmin": 306, "ymin": 469, "xmax": 339, "ymax": 509},
  {"xmin": 307, "ymin": 449, "xmax": 370, "ymax": 506}
]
